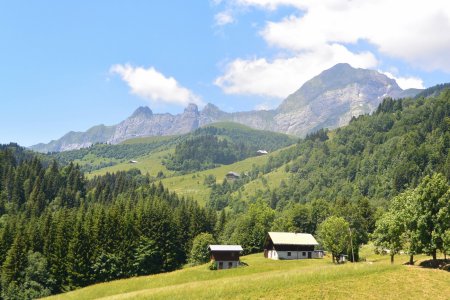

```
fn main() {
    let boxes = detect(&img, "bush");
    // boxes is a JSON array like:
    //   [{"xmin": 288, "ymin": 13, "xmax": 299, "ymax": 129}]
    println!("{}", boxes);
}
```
[
  {"xmin": 189, "ymin": 233, "xmax": 216, "ymax": 266},
  {"xmin": 208, "ymin": 261, "xmax": 217, "ymax": 270}
]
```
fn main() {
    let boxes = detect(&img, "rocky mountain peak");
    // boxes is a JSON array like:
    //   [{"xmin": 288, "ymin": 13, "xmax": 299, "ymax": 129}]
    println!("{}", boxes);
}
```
[
  {"xmin": 277, "ymin": 63, "xmax": 402, "ymax": 113},
  {"xmin": 30, "ymin": 64, "xmax": 423, "ymax": 153},
  {"xmin": 184, "ymin": 103, "xmax": 199, "ymax": 114},
  {"xmin": 130, "ymin": 106, "xmax": 153, "ymax": 118}
]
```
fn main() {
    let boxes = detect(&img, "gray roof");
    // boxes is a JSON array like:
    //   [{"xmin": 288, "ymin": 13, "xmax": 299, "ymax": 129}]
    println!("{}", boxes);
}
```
[
  {"xmin": 268, "ymin": 232, "xmax": 319, "ymax": 246},
  {"xmin": 208, "ymin": 245, "xmax": 243, "ymax": 251},
  {"xmin": 226, "ymin": 172, "xmax": 240, "ymax": 177}
]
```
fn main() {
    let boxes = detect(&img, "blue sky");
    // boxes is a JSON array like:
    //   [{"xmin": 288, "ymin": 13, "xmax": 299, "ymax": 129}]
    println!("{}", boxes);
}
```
[{"xmin": 1, "ymin": 0, "xmax": 449, "ymax": 146}]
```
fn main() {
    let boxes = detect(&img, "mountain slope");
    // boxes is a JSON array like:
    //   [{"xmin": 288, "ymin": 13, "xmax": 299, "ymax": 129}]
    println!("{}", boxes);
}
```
[
  {"xmin": 49, "ymin": 122, "xmax": 295, "ymax": 176},
  {"xmin": 45, "ymin": 251, "xmax": 449, "ymax": 300},
  {"xmin": 31, "ymin": 64, "xmax": 423, "ymax": 152},
  {"xmin": 273, "ymin": 63, "xmax": 404, "ymax": 135}
]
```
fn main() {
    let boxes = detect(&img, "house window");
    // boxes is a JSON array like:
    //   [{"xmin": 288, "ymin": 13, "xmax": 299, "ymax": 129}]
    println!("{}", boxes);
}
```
[
  {"xmin": 228, "ymin": 262, "xmax": 233, "ymax": 268},
  {"xmin": 287, "ymin": 252, "xmax": 291, "ymax": 256},
  {"xmin": 302, "ymin": 252, "xmax": 306, "ymax": 256},
  {"xmin": 219, "ymin": 262, "xmax": 223, "ymax": 269}
]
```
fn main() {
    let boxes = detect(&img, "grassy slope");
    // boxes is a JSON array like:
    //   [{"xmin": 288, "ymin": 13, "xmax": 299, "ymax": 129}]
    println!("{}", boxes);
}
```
[
  {"xmin": 88, "ymin": 144, "xmax": 293, "ymax": 205},
  {"xmin": 46, "ymin": 249, "xmax": 450, "ymax": 300},
  {"xmin": 87, "ymin": 149, "xmax": 174, "ymax": 179},
  {"xmin": 83, "ymin": 122, "xmax": 295, "ymax": 183},
  {"xmin": 159, "ymin": 151, "xmax": 278, "ymax": 205}
]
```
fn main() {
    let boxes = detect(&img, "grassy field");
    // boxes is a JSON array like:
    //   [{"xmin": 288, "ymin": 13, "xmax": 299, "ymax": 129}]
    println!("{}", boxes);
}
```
[
  {"xmin": 160, "ymin": 147, "xmax": 293, "ymax": 205},
  {"xmin": 87, "ymin": 149, "xmax": 174, "ymax": 179},
  {"xmin": 87, "ymin": 147, "xmax": 282, "ymax": 205},
  {"xmin": 45, "ymin": 248, "xmax": 450, "ymax": 300},
  {"xmin": 159, "ymin": 153, "xmax": 274, "ymax": 205}
]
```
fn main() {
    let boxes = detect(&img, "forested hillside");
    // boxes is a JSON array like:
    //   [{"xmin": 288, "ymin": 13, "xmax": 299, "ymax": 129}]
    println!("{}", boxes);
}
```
[
  {"xmin": 0, "ymin": 147, "xmax": 216, "ymax": 299},
  {"xmin": 0, "ymin": 91, "xmax": 448, "ymax": 299},
  {"xmin": 215, "ymin": 90, "xmax": 449, "ymax": 210},
  {"xmin": 206, "ymin": 91, "xmax": 449, "ymax": 260},
  {"xmin": 164, "ymin": 124, "xmax": 295, "ymax": 172}
]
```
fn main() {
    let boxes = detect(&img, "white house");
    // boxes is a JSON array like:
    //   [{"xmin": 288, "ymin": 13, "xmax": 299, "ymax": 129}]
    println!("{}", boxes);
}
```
[{"xmin": 264, "ymin": 232, "xmax": 323, "ymax": 260}]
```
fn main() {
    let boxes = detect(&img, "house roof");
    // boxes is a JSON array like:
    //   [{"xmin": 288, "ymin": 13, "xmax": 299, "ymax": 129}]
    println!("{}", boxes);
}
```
[
  {"xmin": 226, "ymin": 171, "xmax": 240, "ymax": 177},
  {"xmin": 267, "ymin": 232, "xmax": 319, "ymax": 246},
  {"xmin": 208, "ymin": 245, "xmax": 243, "ymax": 252}
]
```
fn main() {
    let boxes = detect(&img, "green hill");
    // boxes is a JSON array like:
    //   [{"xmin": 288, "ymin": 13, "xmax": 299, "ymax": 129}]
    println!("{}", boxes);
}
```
[
  {"xmin": 45, "ymin": 249, "xmax": 449, "ymax": 300},
  {"xmin": 51, "ymin": 122, "xmax": 296, "ymax": 176},
  {"xmin": 1, "ymin": 91, "xmax": 448, "ymax": 299}
]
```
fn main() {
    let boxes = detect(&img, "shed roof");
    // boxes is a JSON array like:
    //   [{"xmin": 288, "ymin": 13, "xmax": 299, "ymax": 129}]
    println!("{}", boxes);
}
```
[
  {"xmin": 208, "ymin": 245, "xmax": 243, "ymax": 252},
  {"xmin": 267, "ymin": 232, "xmax": 319, "ymax": 246},
  {"xmin": 226, "ymin": 172, "xmax": 240, "ymax": 177}
]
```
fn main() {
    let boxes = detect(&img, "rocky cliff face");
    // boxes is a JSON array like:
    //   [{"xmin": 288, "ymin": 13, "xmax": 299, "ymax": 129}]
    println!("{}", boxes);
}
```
[
  {"xmin": 30, "ymin": 64, "xmax": 422, "ymax": 152},
  {"xmin": 273, "ymin": 63, "xmax": 404, "ymax": 135},
  {"xmin": 108, "ymin": 103, "xmax": 201, "ymax": 144}
]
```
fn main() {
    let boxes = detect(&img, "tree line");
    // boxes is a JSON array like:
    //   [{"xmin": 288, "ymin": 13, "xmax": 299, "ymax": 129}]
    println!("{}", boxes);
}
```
[
  {"xmin": 204, "ymin": 91, "xmax": 449, "ymax": 263},
  {"xmin": 163, "ymin": 125, "xmax": 295, "ymax": 173},
  {"xmin": 0, "ymin": 148, "xmax": 216, "ymax": 299}
]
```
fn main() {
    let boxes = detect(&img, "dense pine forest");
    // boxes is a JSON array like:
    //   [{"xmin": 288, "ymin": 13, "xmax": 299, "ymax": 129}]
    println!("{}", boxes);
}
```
[
  {"xmin": 0, "ymin": 91, "xmax": 449, "ymax": 299},
  {"xmin": 164, "ymin": 125, "xmax": 295, "ymax": 172},
  {"xmin": 0, "ymin": 148, "xmax": 216, "ymax": 299},
  {"xmin": 207, "ymin": 91, "xmax": 449, "ymax": 260}
]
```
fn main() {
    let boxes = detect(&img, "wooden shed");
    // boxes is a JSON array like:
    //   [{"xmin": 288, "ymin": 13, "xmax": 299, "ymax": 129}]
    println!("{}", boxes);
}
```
[
  {"xmin": 264, "ymin": 232, "xmax": 323, "ymax": 260},
  {"xmin": 225, "ymin": 172, "xmax": 240, "ymax": 180},
  {"xmin": 208, "ymin": 245, "xmax": 243, "ymax": 269}
]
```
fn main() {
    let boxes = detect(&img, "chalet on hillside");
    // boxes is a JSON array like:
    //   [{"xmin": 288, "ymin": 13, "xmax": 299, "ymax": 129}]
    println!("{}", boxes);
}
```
[
  {"xmin": 264, "ymin": 232, "xmax": 323, "ymax": 260},
  {"xmin": 256, "ymin": 150, "xmax": 268, "ymax": 155},
  {"xmin": 208, "ymin": 245, "xmax": 243, "ymax": 269},
  {"xmin": 225, "ymin": 171, "xmax": 240, "ymax": 180}
]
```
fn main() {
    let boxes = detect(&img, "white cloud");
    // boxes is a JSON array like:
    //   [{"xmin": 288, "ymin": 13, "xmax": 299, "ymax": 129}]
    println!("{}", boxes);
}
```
[
  {"xmin": 235, "ymin": 0, "xmax": 306, "ymax": 10},
  {"xmin": 382, "ymin": 71, "xmax": 425, "ymax": 90},
  {"xmin": 110, "ymin": 64, "xmax": 202, "ymax": 106},
  {"xmin": 214, "ymin": 0, "xmax": 450, "ymax": 98},
  {"xmin": 215, "ymin": 11, "xmax": 235, "ymax": 26},
  {"xmin": 243, "ymin": 0, "xmax": 450, "ymax": 71},
  {"xmin": 215, "ymin": 43, "xmax": 377, "ymax": 98}
]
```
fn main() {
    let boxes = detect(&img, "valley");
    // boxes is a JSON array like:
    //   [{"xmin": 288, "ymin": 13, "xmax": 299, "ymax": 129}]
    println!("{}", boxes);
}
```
[
  {"xmin": 3, "ymin": 2, "xmax": 450, "ymax": 299},
  {"xmin": 0, "ymin": 72, "xmax": 448, "ymax": 300}
]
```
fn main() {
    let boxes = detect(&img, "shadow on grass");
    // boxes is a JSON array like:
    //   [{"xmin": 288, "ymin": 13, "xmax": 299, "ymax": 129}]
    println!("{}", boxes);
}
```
[{"xmin": 418, "ymin": 259, "xmax": 450, "ymax": 272}]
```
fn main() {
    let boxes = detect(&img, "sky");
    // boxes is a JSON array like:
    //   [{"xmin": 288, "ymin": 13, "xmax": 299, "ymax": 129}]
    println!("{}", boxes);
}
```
[{"xmin": 1, "ymin": 0, "xmax": 450, "ymax": 146}]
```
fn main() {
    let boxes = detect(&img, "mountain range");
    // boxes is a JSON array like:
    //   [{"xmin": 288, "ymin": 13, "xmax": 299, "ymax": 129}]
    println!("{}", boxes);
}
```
[{"xmin": 30, "ymin": 63, "xmax": 422, "ymax": 153}]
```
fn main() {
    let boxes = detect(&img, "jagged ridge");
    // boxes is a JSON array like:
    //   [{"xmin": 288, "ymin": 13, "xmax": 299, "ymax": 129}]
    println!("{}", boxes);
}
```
[{"xmin": 30, "ymin": 63, "xmax": 424, "ymax": 153}]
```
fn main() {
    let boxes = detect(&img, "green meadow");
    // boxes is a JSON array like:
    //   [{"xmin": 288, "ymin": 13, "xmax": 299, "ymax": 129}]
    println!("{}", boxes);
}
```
[
  {"xmin": 87, "ymin": 149, "xmax": 174, "ymax": 179},
  {"xmin": 45, "ymin": 247, "xmax": 450, "ymax": 300}
]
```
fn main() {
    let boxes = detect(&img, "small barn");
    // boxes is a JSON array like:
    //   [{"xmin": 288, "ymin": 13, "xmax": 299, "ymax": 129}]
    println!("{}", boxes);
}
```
[
  {"xmin": 256, "ymin": 150, "xmax": 268, "ymax": 155},
  {"xmin": 264, "ymin": 232, "xmax": 323, "ymax": 260},
  {"xmin": 208, "ymin": 245, "xmax": 243, "ymax": 269},
  {"xmin": 225, "ymin": 171, "xmax": 240, "ymax": 180}
]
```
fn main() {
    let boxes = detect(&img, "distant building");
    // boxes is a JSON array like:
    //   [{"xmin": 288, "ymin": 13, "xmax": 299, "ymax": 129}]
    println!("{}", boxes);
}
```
[
  {"xmin": 264, "ymin": 232, "xmax": 323, "ymax": 260},
  {"xmin": 226, "ymin": 171, "xmax": 240, "ymax": 180},
  {"xmin": 208, "ymin": 245, "xmax": 243, "ymax": 269},
  {"xmin": 129, "ymin": 160, "xmax": 138, "ymax": 164},
  {"xmin": 339, "ymin": 254, "xmax": 348, "ymax": 263},
  {"xmin": 256, "ymin": 150, "xmax": 268, "ymax": 155}
]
